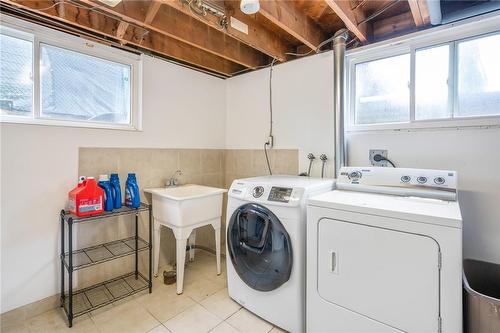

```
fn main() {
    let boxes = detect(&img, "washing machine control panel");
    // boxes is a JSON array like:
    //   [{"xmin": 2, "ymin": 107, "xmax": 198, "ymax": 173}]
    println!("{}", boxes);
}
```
[
  {"xmin": 229, "ymin": 182, "xmax": 304, "ymax": 206},
  {"xmin": 268, "ymin": 187, "xmax": 293, "ymax": 203}
]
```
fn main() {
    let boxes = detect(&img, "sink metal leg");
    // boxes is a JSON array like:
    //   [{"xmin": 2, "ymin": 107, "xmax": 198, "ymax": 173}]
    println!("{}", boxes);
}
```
[
  {"xmin": 153, "ymin": 221, "xmax": 161, "ymax": 277},
  {"xmin": 176, "ymin": 238, "xmax": 188, "ymax": 294},
  {"xmin": 214, "ymin": 227, "xmax": 221, "ymax": 275}
]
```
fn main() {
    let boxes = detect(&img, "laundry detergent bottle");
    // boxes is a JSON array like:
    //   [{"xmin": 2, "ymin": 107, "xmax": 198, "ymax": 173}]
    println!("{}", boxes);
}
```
[
  {"xmin": 125, "ymin": 173, "xmax": 140, "ymax": 208},
  {"xmin": 110, "ymin": 173, "xmax": 122, "ymax": 209},
  {"xmin": 98, "ymin": 175, "xmax": 114, "ymax": 212}
]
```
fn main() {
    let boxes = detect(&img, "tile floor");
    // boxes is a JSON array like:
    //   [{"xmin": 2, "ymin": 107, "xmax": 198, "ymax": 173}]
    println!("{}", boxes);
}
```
[{"xmin": 1, "ymin": 250, "xmax": 287, "ymax": 333}]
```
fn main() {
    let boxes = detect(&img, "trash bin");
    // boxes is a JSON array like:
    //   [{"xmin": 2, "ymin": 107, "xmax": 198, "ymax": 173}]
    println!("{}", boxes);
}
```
[{"xmin": 463, "ymin": 259, "xmax": 500, "ymax": 333}]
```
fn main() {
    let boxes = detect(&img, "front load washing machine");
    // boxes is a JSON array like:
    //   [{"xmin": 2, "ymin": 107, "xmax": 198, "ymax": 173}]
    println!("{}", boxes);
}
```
[
  {"xmin": 307, "ymin": 167, "xmax": 463, "ymax": 333},
  {"xmin": 226, "ymin": 176, "xmax": 334, "ymax": 333}
]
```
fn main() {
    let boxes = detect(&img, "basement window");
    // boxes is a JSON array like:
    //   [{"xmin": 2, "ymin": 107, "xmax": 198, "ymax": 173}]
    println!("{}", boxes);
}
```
[
  {"xmin": 0, "ymin": 17, "xmax": 141, "ymax": 130},
  {"xmin": 347, "ymin": 23, "xmax": 500, "ymax": 130}
]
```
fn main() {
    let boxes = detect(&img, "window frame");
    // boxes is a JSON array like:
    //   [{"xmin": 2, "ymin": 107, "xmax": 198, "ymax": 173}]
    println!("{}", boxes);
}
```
[
  {"xmin": 346, "ymin": 12, "xmax": 500, "ymax": 132},
  {"xmin": 0, "ymin": 14, "xmax": 142, "ymax": 131}
]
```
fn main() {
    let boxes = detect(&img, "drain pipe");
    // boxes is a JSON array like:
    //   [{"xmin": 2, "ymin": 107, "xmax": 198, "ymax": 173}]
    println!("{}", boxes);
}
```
[{"xmin": 333, "ymin": 29, "xmax": 349, "ymax": 178}]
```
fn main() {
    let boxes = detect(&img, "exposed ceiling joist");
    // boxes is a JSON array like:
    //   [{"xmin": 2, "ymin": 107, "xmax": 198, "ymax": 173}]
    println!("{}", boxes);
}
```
[
  {"xmin": 408, "ymin": 0, "xmax": 431, "ymax": 27},
  {"xmin": 78, "ymin": 0, "xmax": 267, "ymax": 69},
  {"xmin": 324, "ymin": 0, "xmax": 369, "ymax": 42},
  {"xmin": 144, "ymin": 0, "xmax": 162, "ymax": 25},
  {"xmin": 373, "ymin": 11, "xmax": 415, "ymax": 39},
  {"xmin": 115, "ymin": 21, "xmax": 129, "ymax": 40},
  {"xmin": 258, "ymin": 0, "xmax": 326, "ymax": 50},
  {"xmin": 163, "ymin": 0, "xmax": 290, "ymax": 62},
  {"xmin": 3, "ymin": 0, "xmax": 243, "ymax": 76}
]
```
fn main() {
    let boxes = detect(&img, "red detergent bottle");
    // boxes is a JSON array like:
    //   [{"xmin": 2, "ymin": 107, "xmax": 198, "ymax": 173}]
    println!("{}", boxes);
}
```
[{"xmin": 68, "ymin": 177, "xmax": 104, "ymax": 217}]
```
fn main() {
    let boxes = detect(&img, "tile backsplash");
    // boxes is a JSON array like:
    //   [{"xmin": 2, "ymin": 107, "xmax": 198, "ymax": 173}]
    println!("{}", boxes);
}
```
[{"xmin": 77, "ymin": 147, "xmax": 298, "ymax": 286}]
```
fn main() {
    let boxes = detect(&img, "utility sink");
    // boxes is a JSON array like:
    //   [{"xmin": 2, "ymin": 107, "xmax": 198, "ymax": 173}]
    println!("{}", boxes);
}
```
[
  {"xmin": 145, "ymin": 184, "xmax": 227, "ymax": 227},
  {"xmin": 145, "ymin": 184, "xmax": 227, "ymax": 294}
]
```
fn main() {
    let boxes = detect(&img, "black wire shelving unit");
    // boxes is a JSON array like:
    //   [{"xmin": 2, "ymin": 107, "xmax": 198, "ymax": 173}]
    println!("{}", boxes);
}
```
[{"xmin": 60, "ymin": 203, "xmax": 152, "ymax": 327}]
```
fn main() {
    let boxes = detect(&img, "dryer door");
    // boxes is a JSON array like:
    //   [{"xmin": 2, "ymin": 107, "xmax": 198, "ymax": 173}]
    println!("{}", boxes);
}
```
[
  {"xmin": 317, "ymin": 218, "xmax": 440, "ymax": 332},
  {"xmin": 227, "ymin": 203, "xmax": 293, "ymax": 292}
]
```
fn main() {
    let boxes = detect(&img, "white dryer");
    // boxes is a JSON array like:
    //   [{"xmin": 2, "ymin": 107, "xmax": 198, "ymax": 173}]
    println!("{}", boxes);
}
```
[
  {"xmin": 227, "ymin": 176, "xmax": 334, "ymax": 333},
  {"xmin": 307, "ymin": 167, "xmax": 463, "ymax": 333}
]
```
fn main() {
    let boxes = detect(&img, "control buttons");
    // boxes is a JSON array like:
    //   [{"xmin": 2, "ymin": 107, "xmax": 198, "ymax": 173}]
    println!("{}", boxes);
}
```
[
  {"xmin": 401, "ymin": 175, "xmax": 411, "ymax": 183},
  {"xmin": 348, "ymin": 171, "xmax": 362, "ymax": 181},
  {"xmin": 434, "ymin": 177, "xmax": 445, "ymax": 185},
  {"xmin": 417, "ymin": 176, "xmax": 428, "ymax": 184},
  {"xmin": 252, "ymin": 186, "xmax": 265, "ymax": 198}
]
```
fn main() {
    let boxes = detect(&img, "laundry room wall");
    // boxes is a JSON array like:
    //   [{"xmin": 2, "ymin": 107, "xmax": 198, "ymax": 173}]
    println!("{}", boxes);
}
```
[
  {"xmin": 0, "ymin": 55, "xmax": 226, "ymax": 314},
  {"xmin": 225, "ymin": 52, "xmax": 335, "ymax": 178}
]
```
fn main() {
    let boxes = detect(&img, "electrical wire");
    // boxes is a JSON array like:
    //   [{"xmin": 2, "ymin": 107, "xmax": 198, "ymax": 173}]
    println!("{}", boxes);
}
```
[
  {"xmin": 357, "ymin": 0, "xmax": 401, "ymax": 25},
  {"xmin": 264, "ymin": 57, "xmax": 277, "ymax": 175}
]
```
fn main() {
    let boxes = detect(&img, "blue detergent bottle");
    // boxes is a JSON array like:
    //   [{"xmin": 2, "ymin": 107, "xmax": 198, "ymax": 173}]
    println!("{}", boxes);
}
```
[
  {"xmin": 110, "ymin": 173, "xmax": 122, "ymax": 209},
  {"xmin": 125, "ymin": 173, "xmax": 140, "ymax": 208},
  {"xmin": 98, "ymin": 175, "xmax": 114, "ymax": 211}
]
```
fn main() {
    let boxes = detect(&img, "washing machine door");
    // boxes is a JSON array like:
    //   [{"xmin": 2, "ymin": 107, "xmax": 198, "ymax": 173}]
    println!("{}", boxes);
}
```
[{"xmin": 228, "ymin": 203, "xmax": 293, "ymax": 292}]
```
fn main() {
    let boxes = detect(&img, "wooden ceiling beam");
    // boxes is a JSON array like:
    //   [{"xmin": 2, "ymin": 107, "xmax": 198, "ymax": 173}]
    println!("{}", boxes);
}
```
[
  {"xmin": 164, "ymin": 0, "xmax": 290, "ymax": 62},
  {"xmin": 408, "ymin": 0, "xmax": 431, "ymax": 27},
  {"xmin": 258, "ymin": 0, "xmax": 326, "ymax": 50},
  {"xmin": 373, "ymin": 11, "xmax": 415, "ymax": 39},
  {"xmin": 3, "ymin": 0, "xmax": 243, "ymax": 76},
  {"xmin": 115, "ymin": 21, "xmax": 129, "ymax": 40},
  {"xmin": 324, "ymin": 0, "xmax": 369, "ymax": 42},
  {"xmin": 77, "ymin": 0, "xmax": 266, "ymax": 69},
  {"xmin": 144, "ymin": 0, "xmax": 162, "ymax": 25}
]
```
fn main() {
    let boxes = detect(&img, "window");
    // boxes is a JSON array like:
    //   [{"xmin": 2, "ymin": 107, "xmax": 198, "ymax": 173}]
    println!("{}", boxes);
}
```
[
  {"xmin": 348, "ymin": 20, "xmax": 500, "ymax": 130},
  {"xmin": 40, "ymin": 44, "xmax": 131, "ymax": 124},
  {"xmin": 0, "ymin": 33, "xmax": 33, "ymax": 116},
  {"xmin": 355, "ymin": 54, "xmax": 410, "ymax": 124},
  {"xmin": 0, "ymin": 17, "xmax": 141, "ymax": 130},
  {"xmin": 415, "ymin": 45, "xmax": 450, "ymax": 120},
  {"xmin": 457, "ymin": 34, "xmax": 500, "ymax": 118}
]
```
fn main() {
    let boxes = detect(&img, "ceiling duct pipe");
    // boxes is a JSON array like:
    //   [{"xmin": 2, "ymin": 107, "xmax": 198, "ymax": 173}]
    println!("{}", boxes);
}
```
[
  {"xmin": 333, "ymin": 29, "xmax": 349, "ymax": 178},
  {"xmin": 427, "ymin": 0, "xmax": 442, "ymax": 25}
]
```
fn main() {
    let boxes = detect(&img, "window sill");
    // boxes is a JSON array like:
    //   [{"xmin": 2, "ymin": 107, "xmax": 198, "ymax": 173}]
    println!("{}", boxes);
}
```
[
  {"xmin": 0, "ymin": 115, "xmax": 141, "ymax": 131},
  {"xmin": 346, "ymin": 116, "xmax": 500, "ymax": 133}
]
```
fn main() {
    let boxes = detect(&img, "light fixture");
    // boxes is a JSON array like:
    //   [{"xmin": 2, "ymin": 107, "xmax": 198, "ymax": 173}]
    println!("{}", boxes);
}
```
[
  {"xmin": 240, "ymin": 0, "xmax": 260, "ymax": 14},
  {"xmin": 99, "ymin": 0, "xmax": 122, "ymax": 7}
]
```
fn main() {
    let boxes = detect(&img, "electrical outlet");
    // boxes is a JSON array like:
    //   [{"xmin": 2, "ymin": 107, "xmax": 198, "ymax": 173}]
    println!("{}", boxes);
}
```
[{"xmin": 369, "ymin": 149, "xmax": 388, "ymax": 167}]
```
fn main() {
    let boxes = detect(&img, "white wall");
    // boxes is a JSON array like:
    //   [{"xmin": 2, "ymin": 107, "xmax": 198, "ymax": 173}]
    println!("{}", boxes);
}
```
[
  {"xmin": 0, "ymin": 55, "xmax": 226, "ymax": 313},
  {"xmin": 226, "ymin": 52, "xmax": 335, "ymax": 177}
]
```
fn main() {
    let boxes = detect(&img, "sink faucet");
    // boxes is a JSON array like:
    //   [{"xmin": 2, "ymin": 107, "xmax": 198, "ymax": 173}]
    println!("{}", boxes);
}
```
[{"xmin": 166, "ymin": 170, "xmax": 182, "ymax": 187}]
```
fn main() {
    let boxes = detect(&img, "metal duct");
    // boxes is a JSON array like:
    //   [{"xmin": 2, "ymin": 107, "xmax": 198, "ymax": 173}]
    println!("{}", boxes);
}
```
[
  {"xmin": 427, "ymin": 0, "xmax": 442, "ymax": 25},
  {"xmin": 333, "ymin": 29, "xmax": 349, "ymax": 178}
]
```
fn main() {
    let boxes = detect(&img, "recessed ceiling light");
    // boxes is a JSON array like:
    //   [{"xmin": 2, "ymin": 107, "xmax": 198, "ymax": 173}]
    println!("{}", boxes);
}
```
[
  {"xmin": 240, "ymin": 0, "xmax": 260, "ymax": 14},
  {"xmin": 99, "ymin": 0, "xmax": 122, "ymax": 7}
]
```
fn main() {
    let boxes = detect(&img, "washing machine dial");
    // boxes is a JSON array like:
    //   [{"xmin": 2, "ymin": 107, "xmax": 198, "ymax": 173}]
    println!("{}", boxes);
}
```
[
  {"xmin": 252, "ymin": 186, "xmax": 265, "ymax": 198},
  {"xmin": 348, "ymin": 171, "xmax": 362, "ymax": 181}
]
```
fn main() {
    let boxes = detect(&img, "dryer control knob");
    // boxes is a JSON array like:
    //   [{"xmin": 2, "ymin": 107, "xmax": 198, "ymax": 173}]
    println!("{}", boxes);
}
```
[
  {"xmin": 417, "ymin": 176, "xmax": 428, "ymax": 184},
  {"xmin": 401, "ymin": 175, "xmax": 411, "ymax": 183},
  {"xmin": 252, "ymin": 186, "xmax": 265, "ymax": 198}
]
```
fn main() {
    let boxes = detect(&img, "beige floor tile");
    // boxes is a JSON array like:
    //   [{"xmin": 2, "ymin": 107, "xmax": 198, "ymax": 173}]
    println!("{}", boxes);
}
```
[
  {"xmin": 148, "ymin": 324, "xmax": 172, "ymax": 333},
  {"xmin": 91, "ymin": 299, "xmax": 160, "ymax": 333},
  {"xmin": 269, "ymin": 326, "xmax": 288, "ymax": 333},
  {"xmin": 28, "ymin": 309, "xmax": 98, "ymax": 333},
  {"xmin": 209, "ymin": 321, "xmax": 240, "ymax": 333},
  {"xmin": 183, "ymin": 276, "xmax": 226, "ymax": 302},
  {"xmin": 164, "ymin": 304, "xmax": 222, "ymax": 333},
  {"xmin": 0, "ymin": 323, "xmax": 30, "ymax": 333},
  {"xmin": 226, "ymin": 308, "xmax": 273, "ymax": 333},
  {"xmin": 136, "ymin": 288, "xmax": 196, "ymax": 323},
  {"xmin": 200, "ymin": 289, "xmax": 241, "ymax": 320}
]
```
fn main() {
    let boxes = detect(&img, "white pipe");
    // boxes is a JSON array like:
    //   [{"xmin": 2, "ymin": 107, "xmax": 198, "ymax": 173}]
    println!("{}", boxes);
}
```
[{"xmin": 427, "ymin": 0, "xmax": 442, "ymax": 25}]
